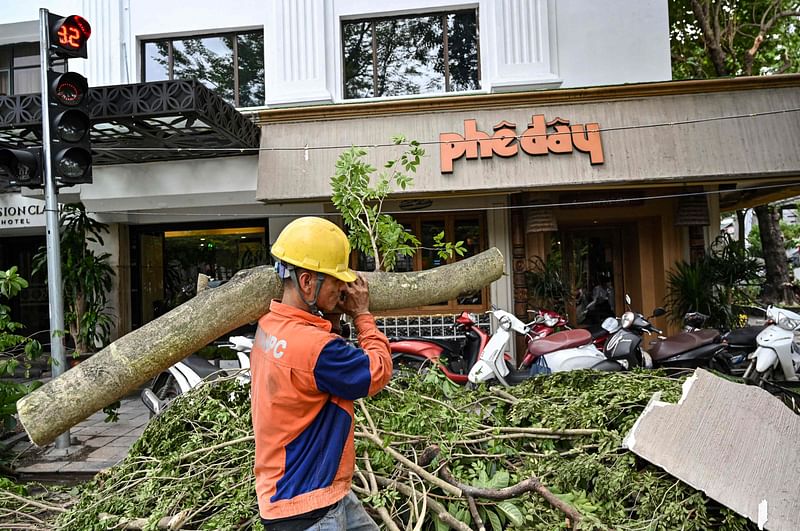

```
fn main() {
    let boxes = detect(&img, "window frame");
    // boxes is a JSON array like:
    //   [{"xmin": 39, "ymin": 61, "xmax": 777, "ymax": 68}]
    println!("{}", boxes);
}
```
[
  {"xmin": 139, "ymin": 29, "xmax": 265, "ymax": 108},
  {"xmin": 0, "ymin": 42, "xmax": 66, "ymax": 96},
  {"xmin": 340, "ymin": 8, "xmax": 481, "ymax": 100}
]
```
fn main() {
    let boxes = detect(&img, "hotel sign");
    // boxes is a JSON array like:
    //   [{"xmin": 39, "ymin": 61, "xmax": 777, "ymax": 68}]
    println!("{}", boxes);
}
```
[
  {"xmin": 439, "ymin": 115, "xmax": 604, "ymax": 173},
  {"xmin": 0, "ymin": 196, "xmax": 48, "ymax": 228}
]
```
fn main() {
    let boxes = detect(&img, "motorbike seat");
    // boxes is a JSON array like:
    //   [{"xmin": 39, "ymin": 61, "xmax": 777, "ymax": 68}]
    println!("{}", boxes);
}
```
[
  {"xmin": 182, "ymin": 355, "xmax": 225, "ymax": 379},
  {"xmin": 648, "ymin": 329, "xmax": 720, "ymax": 361},
  {"xmin": 723, "ymin": 325, "xmax": 765, "ymax": 348},
  {"xmin": 528, "ymin": 329, "xmax": 593, "ymax": 357}
]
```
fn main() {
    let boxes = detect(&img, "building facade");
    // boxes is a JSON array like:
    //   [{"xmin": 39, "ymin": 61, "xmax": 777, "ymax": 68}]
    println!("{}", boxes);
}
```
[{"xmin": 1, "ymin": 1, "xmax": 798, "ymax": 350}]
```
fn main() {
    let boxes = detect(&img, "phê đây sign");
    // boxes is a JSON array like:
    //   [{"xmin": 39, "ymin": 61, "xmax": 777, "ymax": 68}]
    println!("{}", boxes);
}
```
[{"xmin": 439, "ymin": 115, "xmax": 604, "ymax": 173}]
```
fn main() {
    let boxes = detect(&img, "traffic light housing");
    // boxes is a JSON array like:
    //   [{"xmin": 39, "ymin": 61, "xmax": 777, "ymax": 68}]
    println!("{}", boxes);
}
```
[
  {"xmin": 46, "ymin": 14, "xmax": 92, "ymax": 186},
  {"xmin": 47, "ymin": 13, "xmax": 91, "ymax": 59},
  {"xmin": 0, "ymin": 148, "xmax": 43, "ymax": 188}
]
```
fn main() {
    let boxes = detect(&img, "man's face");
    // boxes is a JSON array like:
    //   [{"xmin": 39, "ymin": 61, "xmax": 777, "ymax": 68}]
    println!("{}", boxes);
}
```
[{"xmin": 313, "ymin": 274, "xmax": 347, "ymax": 314}]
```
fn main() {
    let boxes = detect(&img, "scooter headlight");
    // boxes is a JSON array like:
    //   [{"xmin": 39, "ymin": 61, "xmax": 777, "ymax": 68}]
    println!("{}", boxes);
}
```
[{"xmin": 621, "ymin": 311, "xmax": 635, "ymax": 329}]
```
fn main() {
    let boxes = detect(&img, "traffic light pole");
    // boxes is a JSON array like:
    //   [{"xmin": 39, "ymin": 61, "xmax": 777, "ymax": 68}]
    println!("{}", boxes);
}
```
[{"xmin": 39, "ymin": 8, "xmax": 70, "ymax": 451}]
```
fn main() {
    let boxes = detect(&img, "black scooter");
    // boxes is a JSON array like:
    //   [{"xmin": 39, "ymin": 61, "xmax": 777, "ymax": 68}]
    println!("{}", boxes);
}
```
[{"xmin": 647, "ymin": 312, "xmax": 764, "ymax": 374}]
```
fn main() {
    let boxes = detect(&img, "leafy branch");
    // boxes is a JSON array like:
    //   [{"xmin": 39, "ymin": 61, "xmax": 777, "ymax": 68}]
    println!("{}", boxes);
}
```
[{"xmin": 330, "ymin": 135, "xmax": 464, "ymax": 271}]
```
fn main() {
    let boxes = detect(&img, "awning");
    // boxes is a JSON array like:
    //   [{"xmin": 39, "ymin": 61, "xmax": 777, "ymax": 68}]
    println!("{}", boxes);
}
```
[{"xmin": 0, "ymin": 80, "xmax": 260, "ymax": 165}]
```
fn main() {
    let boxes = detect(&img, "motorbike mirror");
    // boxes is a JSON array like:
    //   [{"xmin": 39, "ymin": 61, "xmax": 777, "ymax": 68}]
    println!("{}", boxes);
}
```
[
  {"xmin": 650, "ymin": 307, "xmax": 666, "ymax": 318},
  {"xmin": 625, "ymin": 294, "xmax": 631, "ymax": 305}
]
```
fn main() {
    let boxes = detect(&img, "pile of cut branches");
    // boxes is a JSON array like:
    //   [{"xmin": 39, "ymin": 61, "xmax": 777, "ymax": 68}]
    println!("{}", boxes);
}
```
[{"xmin": 3, "ymin": 370, "xmax": 754, "ymax": 530}]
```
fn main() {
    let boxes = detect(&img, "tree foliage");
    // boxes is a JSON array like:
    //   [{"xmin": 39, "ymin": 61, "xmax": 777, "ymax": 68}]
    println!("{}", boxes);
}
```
[
  {"xmin": 330, "ymin": 136, "xmax": 465, "ymax": 271},
  {"xmin": 0, "ymin": 267, "xmax": 42, "ymax": 439},
  {"xmin": 31, "ymin": 370, "xmax": 752, "ymax": 530},
  {"xmin": 670, "ymin": 0, "xmax": 800, "ymax": 79}
]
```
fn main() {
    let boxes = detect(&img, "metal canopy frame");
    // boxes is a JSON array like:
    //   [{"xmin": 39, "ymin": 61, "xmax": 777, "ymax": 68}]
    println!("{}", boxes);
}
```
[{"xmin": 0, "ymin": 80, "xmax": 260, "ymax": 165}]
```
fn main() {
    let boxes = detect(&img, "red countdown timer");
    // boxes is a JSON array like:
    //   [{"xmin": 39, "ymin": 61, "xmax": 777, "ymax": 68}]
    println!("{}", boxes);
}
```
[{"xmin": 49, "ymin": 14, "xmax": 91, "ymax": 58}]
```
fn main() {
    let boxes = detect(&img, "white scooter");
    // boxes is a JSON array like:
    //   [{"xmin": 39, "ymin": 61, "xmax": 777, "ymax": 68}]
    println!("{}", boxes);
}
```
[
  {"xmin": 468, "ymin": 306, "xmax": 623, "ymax": 387},
  {"xmin": 742, "ymin": 305, "xmax": 800, "ymax": 386},
  {"xmin": 141, "ymin": 335, "xmax": 253, "ymax": 416}
]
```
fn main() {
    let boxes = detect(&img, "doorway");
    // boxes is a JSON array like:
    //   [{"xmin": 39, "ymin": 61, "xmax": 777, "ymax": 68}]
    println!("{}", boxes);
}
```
[
  {"xmin": 131, "ymin": 222, "xmax": 270, "ymax": 329},
  {"xmin": 561, "ymin": 227, "xmax": 624, "ymax": 327}
]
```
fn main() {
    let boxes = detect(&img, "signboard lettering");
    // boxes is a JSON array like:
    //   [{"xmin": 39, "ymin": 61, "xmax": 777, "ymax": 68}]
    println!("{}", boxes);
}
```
[
  {"xmin": 0, "ymin": 204, "xmax": 47, "ymax": 226},
  {"xmin": 440, "ymin": 115, "xmax": 604, "ymax": 173}
]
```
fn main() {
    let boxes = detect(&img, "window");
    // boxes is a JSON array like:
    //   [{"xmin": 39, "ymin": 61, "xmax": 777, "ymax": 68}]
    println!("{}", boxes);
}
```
[
  {"xmin": 141, "ymin": 30, "xmax": 265, "ymax": 107},
  {"xmin": 356, "ymin": 213, "xmax": 487, "ymax": 312},
  {"xmin": 342, "ymin": 9, "xmax": 479, "ymax": 99},
  {"xmin": 0, "ymin": 43, "xmax": 66, "ymax": 96}
]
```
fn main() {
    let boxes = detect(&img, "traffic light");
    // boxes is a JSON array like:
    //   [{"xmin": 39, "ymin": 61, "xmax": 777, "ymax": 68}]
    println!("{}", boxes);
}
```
[
  {"xmin": 47, "ymin": 14, "xmax": 91, "ymax": 59},
  {"xmin": 46, "ymin": 14, "xmax": 92, "ymax": 186},
  {"xmin": 0, "ymin": 148, "xmax": 43, "ymax": 188}
]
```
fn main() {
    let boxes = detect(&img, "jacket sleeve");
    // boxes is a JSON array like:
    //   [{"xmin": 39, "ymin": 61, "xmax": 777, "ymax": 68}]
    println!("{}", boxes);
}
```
[{"xmin": 313, "ymin": 314, "xmax": 392, "ymax": 400}]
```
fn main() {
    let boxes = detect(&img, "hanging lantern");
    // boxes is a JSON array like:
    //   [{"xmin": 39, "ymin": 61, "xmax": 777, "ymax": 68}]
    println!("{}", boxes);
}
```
[
  {"xmin": 675, "ymin": 195, "xmax": 710, "ymax": 226},
  {"xmin": 526, "ymin": 208, "xmax": 558, "ymax": 233}
]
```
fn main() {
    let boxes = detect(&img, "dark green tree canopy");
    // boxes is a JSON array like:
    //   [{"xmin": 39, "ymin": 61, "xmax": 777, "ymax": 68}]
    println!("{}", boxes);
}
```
[{"xmin": 671, "ymin": 0, "xmax": 800, "ymax": 79}]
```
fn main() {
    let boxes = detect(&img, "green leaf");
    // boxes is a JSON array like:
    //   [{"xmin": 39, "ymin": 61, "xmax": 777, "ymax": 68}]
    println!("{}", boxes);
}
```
[
  {"xmin": 497, "ymin": 501, "xmax": 525, "ymax": 527},
  {"xmin": 486, "ymin": 508, "xmax": 503, "ymax": 531},
  {"xmin": 488, "ymin": 469, "xmax": 510, "ymax": 489}
]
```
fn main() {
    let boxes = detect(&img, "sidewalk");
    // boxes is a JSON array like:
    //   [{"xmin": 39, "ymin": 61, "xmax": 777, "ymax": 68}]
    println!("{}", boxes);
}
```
[{"xmin": 9, "ymin": 393, "xmax": 150, "ymax": 482}]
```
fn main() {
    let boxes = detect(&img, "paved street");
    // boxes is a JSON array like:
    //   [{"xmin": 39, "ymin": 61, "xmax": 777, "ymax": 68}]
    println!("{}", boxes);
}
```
[{"xmin": 10, "ymin": 393, "xmax": 149, "ymax": 481}]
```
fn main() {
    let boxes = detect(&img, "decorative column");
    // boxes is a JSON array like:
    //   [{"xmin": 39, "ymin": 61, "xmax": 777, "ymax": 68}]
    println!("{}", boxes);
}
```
[
  {"xmin": 265, "ymin": 0, "xmax": 332, "ymax": 105},
  {"xmin": 81, "ymin": 0, "xmax": 131, "ymax": 85},
  {"xmin": 510, "ymin": 195, "xmax": 528, "ymax": 362},
  {"xmin": 488, "ymin": 0, "xmax": 560, "ymax": 91}
]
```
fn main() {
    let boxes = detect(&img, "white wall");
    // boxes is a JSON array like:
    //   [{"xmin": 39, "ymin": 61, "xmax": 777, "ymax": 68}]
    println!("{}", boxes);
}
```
[
  {"xmin": 554, "ymin": 0, "xmax": 671, "ymax": 88},
  {"xmin": 2, "ymin": 0, "xmax": 670, "ymax": 104},
  {"xmin": 80, "ymin": 156, "xmax": 260, "ymax": 214}
]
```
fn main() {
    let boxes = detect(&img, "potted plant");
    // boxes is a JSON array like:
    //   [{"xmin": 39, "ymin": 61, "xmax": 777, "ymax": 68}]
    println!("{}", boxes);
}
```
[{"xmin": 34, "ymin": 204, "xmax": 116, "ymax": 359}]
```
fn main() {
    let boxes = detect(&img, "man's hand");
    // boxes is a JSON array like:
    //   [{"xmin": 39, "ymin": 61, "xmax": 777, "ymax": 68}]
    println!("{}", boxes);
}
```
[{"xmin": 338, "ymin": 273, "xmax": 370, "ymax": 318}]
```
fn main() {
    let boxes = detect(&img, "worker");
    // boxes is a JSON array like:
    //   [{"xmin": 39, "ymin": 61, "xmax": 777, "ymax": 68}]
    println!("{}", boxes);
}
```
[{"xmin": 251, "ymin": 216, "xmax": 392, "ymax": 530}]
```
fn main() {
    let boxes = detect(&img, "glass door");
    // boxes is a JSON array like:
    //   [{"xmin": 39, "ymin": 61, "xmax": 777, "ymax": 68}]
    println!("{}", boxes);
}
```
[{"xmin": 562, "ymin": 228, "xmax": 623, "ymax": 327}]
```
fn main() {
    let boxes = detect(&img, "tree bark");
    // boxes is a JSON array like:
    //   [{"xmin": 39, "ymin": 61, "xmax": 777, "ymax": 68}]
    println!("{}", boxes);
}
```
[
  {"xmin": 754, "ymin": 204, "xmax": 794, "ymax": 303},
  {"xmin": 17, "ymin": 248, "xmax": 505, "ymax": 446}
]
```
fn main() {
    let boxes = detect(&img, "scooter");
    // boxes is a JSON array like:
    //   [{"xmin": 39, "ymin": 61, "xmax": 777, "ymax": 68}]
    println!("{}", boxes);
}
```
[
  {"xmin": 645, "ymin": 312, "xmax": 728, "ymax": 372},
  {"xmin": 390, "ymin": 308, "xmax": 569, "ymax": 384},
  {"xmin": 718, "ymin": 324, "xmax": 765, "ymax": 375},
  {"xmin": 141, "ymin": 335, "xmax": 253, "ymax": 416},
  {"xmin": 518, "ymin": 313, "xmax": 616, "ymax": 371},
  {"xmin": 468, "ymin": 304, "xmax": 637, "ymax": 387},
  {"xmin": 742, "ymin": 305, "xmax": 800, "ymax": 386},
  {"xmin": 390, "ymin": 311, "xmax": 491, "ymax": 384}
]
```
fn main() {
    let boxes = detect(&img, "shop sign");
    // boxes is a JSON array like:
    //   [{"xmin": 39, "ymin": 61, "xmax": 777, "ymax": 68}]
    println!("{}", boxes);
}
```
[{"xmin": 439, "ymin": 115, "xmax": 604, "ymax": 173}]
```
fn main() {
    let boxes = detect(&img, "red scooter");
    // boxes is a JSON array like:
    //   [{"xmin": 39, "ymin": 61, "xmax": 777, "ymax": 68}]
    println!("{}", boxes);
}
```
[
  {"xmin": 390, "ymin": 309, "xmax": 569, "ymax": 384},
  {"xmin": 390, "ymin": 311, "xmax": 490, "ymax": 384}
]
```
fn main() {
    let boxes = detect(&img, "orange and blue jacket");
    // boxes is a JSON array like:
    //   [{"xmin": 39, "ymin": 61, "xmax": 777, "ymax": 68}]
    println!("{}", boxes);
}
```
[{"xmin": 251, "ymin": 300, "xmax": 392, "ymax": 520}]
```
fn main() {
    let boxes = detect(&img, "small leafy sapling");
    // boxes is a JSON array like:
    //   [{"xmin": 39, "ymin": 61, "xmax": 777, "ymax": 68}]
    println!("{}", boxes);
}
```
[{"xmin": 330, "ymin": 135, "xmax": 464, "ymax": 271}]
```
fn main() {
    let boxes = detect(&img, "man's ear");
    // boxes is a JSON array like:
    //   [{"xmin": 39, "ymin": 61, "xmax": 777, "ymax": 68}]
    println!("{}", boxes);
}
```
[{"xmin": 296, "ymin": 270, "xmax": 314, "ymax": 294}]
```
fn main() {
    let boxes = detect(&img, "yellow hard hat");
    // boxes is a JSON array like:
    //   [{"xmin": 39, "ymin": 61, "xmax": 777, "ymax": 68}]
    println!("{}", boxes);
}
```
[{"xmin": 271, "ymin": 217, "xmax": 357, "ymax": 282}]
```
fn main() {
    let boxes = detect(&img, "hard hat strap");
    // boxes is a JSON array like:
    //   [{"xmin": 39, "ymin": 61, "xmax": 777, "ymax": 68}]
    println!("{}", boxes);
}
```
[{"xmin": 289, "ymin": 267, "xmax": 326, "ymax": 316}]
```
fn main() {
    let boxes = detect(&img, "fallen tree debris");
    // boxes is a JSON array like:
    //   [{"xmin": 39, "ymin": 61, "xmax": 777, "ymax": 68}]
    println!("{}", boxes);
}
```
[{"xmin": 2, "ymin": 369, "xmax": 758, "ymax": 529}]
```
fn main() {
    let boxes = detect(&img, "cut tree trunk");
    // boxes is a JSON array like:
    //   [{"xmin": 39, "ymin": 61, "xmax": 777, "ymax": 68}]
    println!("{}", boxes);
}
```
[{"xmin": 17, "ymin": 248, "xmax": 505, "ymax": 446}]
